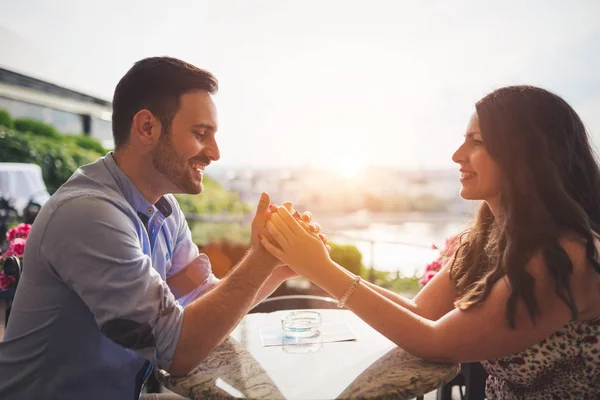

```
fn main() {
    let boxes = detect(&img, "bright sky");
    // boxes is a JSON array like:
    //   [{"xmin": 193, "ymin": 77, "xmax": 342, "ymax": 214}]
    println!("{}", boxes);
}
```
[{"xmin": 1, "ymin": 0, "xmax": 599, "ymax": 172}]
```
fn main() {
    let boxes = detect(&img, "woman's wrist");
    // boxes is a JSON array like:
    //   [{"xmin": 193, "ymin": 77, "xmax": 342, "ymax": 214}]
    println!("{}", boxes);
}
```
[{"xmin": 314, "ymin": 260, "xmax": 358, "ymax": 301}]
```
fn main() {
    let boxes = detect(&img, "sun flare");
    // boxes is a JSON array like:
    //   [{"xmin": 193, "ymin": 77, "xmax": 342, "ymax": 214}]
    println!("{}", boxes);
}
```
[{"xmin": 330, "ymin": 155, "xmax": 363, "ymax": 178}]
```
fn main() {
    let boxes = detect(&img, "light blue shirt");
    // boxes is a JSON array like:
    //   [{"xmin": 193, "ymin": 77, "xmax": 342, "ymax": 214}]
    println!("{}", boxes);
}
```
[{"xmin": 0, "ymin": 153, "xmax": 217, "ymax": 400}]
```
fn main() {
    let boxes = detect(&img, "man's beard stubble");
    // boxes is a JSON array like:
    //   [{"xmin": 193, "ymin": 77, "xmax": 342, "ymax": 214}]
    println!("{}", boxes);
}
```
[{"xmin": 152, "ymin": 133, "xmax": 200, "ymax": 194}]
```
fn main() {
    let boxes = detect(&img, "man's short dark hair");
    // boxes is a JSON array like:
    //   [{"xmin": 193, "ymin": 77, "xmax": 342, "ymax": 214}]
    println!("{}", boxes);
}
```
[{"xmin": 111, "ymin": 57, "xmax": 218, "ymax": 148}]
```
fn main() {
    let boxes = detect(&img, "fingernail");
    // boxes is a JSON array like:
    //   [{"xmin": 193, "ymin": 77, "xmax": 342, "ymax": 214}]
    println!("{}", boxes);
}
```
[
  {"xmin": 269, "ymin": 205, "xmax": 277, "ymax": 212},
  {"xmin": 293, "ymin": 210, "xmax": 301, "ymax": 218}
]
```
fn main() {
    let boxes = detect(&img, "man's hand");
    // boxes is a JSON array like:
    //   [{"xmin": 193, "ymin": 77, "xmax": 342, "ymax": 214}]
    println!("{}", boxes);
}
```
[
  {"xmin": 251, "ymin": 195, "xmax": 330, "ymax": 276},
  {"xmin": 250, "ymin": 192, "xmax": 272, "ymax": 248},
  {"xmin": 248, "ymin": 192, "xmax": 282, "ymax": 273}
]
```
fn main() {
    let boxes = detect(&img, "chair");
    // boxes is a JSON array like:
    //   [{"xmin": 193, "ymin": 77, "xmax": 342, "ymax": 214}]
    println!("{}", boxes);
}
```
[
  {"xmin": 248, "ymin": 294, "xmax": 340, "ymax": 313},
  {"xmin": 437, "ymin": 361, "xmax": 488, "ymax": 400}
]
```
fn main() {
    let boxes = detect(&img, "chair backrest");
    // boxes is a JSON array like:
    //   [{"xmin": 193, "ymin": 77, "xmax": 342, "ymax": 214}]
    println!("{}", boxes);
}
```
[{"xmin": 249, "ymin": 295, "xmax": 340, "ymax": 313}]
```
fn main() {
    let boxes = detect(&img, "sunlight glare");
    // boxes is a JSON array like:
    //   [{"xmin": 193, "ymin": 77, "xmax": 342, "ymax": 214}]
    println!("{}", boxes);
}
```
[{"xmin": 331, "ymin": 154, "xmax": 363, "ymax": 178}]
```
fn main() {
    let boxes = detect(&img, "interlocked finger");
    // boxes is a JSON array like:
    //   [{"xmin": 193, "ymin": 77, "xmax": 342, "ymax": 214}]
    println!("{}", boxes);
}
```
[
  {"xmin": 309, "ymin": 223, "xmax": 321, "ymax": 234},
  {"xmin": 266, "ymin": 220, "xmax": 290, "ymax": 249},
  {"xmin": 301, "ymin": 211, "xmax": 312, "ymax": 223},
  {"xmin": 318, "ymin": 233, "xmax": 328, "ymax": 244},
  {"xmin": 275, "ymin": 206, "xmax": 306, "ymax": 236},
  {"xmin": 296, "ymin": 219, "xmax": 320, "ymax": 239},
  {"xmin": 282, "ymin": 201, "xmax": 295, "ymax": 213},
  {"xmin": 270, "ymin": 211, "xmax": 297, "ymax": 240}
]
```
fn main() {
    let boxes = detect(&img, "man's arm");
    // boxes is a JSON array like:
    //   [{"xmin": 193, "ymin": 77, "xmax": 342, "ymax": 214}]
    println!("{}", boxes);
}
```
[
  {"xmin": 169, "ymin": 247, "xmax": 277, "ymax": 375},
  {"xmin": 166, "ymin": 199, "xmax": 316, "ymax": 311},
  {"xmin": 168, "ymin": 192, "xmax": 284, "ymax": 375}
]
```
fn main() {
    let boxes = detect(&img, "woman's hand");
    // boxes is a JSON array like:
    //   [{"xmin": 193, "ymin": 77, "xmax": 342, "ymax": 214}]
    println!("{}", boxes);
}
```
[
  {"xmin": 260, "ymin": 206, "xmax": 332, "ymax": 280},
  {"xmin": 265, "ymin": 203, "xmax": 331, "ymax": 253}
]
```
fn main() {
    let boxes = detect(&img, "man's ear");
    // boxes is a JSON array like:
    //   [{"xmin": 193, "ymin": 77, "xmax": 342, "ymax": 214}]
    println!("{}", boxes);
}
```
[{"xmin": 131, "ymin": 109, "xmax": 162, "ymax": 147}]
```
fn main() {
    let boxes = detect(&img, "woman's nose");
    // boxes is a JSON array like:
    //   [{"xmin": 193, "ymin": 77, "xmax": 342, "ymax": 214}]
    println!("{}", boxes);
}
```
[{"xmin": 452, "ymin": 142, "xmax": 467, "ymax": 164}]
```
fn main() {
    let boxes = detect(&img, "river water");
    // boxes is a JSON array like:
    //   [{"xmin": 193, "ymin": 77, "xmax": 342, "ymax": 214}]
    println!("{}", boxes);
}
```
[{"xmin": 322, "ymin": 213, "xmax": 471, "ymax": 277}]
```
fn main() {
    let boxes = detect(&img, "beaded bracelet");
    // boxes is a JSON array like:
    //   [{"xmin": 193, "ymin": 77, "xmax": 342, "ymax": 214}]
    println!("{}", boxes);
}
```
[{"xmin": 337, "ymin": 274, "xmax": 361, "ymax": 308}]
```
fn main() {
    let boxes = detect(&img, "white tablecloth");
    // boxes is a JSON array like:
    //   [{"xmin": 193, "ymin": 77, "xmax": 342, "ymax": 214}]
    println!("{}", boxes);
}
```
[{"xmin": 0, "ymin": 163, "xmax": 50, "ymax": 212}]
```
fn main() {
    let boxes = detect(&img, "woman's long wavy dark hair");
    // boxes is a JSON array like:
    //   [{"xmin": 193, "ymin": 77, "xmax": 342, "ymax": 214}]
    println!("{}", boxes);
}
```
[{"xmin": 450, "ymin": 85, "xmax": 600, "ymax": 328}]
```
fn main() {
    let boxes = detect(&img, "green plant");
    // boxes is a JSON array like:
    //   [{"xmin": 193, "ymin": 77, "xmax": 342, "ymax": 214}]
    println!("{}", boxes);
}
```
[
  {"xmin": 14, "ymin": 118, "xmax": 62, "ymax": 140},
  {"xmin": 188, "ymin": 221, "xmax": 252, "ymax": 245},
  {"xmin": 66, "ymin": 134, "xmax": 107, "ymax": 154},
  {"xmin": 329, "ymin": 242, "xmax": 364, "ymax": 276},
  {"xmin": 382, "ymin": 274, "xmax": 421, "ymax": 298},
  {"xmin": 174, "ymin": 180, "xmax": 251, "ymax": 217},
  {"xmin": 0, "ymin": 109, "xmax": 13, "ymax": 129}
]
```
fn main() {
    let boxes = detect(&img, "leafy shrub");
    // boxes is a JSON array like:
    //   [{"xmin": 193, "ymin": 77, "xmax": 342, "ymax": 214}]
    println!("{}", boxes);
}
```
[
  {"xmin": 174, "ymin": 180, "xmax": 251, "ymax": 216},
  {"xmin": 329, "ymin": 242, "xmax": 364, "ymax": 276},
  {"xmin": 0, "ymin": 109, "xmax": 13, "ymax": 129},
  {"xmin": 14, "ymin": 118, "xmax": 62, "ymax": 140},
  {"xmin": 66, "ymin": 135, "xmax": 107, "ymax": 154}
]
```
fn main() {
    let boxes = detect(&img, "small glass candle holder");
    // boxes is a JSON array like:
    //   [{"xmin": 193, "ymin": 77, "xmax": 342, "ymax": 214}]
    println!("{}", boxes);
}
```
[{"xmin": 281, "ymin": 310, "xmax": 321, "ymax": 338}]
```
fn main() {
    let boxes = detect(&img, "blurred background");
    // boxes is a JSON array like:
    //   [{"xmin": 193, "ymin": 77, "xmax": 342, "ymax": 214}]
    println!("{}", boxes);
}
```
[{"xmin": 1, "ymin": 0, "xmax": 599, "ymax": 296}]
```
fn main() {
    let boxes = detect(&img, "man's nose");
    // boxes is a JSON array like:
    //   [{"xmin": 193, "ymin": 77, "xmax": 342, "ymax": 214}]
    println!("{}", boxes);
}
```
[{"xmin": 205, "ymin": 137, "xmax": 220, "ymax": 161}]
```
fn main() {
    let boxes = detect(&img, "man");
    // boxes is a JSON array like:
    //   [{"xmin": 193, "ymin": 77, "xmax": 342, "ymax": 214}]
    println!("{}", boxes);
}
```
[{"xmin": 0, "ymin": 57, "xmax": 321, "ymax": 399}]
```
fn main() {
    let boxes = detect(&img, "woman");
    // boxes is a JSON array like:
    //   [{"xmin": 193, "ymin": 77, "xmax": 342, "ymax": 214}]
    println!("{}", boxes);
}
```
[{"xmin": 260, "ymin": 86, "xmax": 600, "ymax": 399}]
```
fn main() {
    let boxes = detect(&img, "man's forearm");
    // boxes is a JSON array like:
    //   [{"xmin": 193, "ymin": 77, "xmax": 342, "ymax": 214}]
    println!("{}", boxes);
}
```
[{"xmin": 169, "ymin": 248, "xmax": 276, "ymax": 376}]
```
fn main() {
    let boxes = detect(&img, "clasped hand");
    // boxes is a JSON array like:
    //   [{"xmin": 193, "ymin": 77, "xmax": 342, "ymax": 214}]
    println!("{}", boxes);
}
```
[
  {"xmin": 260, "ymin": 205, "xmax": 332, "ymax": 280},
  {"xmin": 250, "ymin": 192, "xmax": 330, "ymax": 278}
]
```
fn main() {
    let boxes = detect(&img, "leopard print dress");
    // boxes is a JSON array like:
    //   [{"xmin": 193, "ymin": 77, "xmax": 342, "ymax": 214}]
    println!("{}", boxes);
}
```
[{"xmin": 481, "ymin": 317, "xmax": 600, "ymax": 399}]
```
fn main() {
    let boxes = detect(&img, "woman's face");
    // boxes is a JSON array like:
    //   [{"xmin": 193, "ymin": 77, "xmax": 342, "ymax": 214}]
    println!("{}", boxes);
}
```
[{"xmin": 452, "ymin": 112, "xmax": 503, "ymax": 212}]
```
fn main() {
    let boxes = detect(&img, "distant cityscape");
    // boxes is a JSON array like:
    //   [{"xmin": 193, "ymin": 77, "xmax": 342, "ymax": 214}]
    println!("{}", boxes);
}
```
[{"xmin": 207, "ymin": 166, "xmax": 475, "ymax": 217}]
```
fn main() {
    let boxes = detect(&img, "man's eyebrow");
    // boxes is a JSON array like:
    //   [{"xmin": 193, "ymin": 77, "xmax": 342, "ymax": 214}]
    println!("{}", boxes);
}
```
[{"xmin": 191, "ymin": 123, "xmax": 216, "ymax": 131}]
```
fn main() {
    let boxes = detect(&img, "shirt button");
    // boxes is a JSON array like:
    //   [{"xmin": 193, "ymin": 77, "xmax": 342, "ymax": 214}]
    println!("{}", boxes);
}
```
[{"xmin": 147, "ymin": 207, "xmax": 153, "ymax": 214}]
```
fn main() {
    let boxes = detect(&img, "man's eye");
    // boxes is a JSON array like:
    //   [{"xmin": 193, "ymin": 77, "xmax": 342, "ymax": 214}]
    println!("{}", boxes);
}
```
[{"xmin": 193, "ymin": 130, "xmax": 205, "ymax": 137}]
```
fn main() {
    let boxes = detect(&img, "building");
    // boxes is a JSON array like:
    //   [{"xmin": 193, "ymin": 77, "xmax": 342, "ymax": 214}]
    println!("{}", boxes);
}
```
[{"xmin": 0, "ymin": 67, "xmax": 113, "ymax": 148}]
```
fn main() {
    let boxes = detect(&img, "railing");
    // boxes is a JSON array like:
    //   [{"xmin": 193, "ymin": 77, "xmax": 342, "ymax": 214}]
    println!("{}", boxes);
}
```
[{"xmin": 327, "ymin": 230, "xmax": 435, "ymax": 282}]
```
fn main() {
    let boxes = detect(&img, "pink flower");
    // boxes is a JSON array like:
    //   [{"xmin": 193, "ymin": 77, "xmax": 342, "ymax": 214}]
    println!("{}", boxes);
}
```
[
  {"xmin": 419, "ymin": 270, "xmax": 438, "ymax": 287},
  {"xmin": 421, "ymin": 235, "xmax": 460, "ymax": 288},
  {"xmin": 425, "ymin": 260, "xmax": 442, "ymax": 273},
  {"xmin": 6, "ymin": 223, "xmax": 31, "ymax": 243},
  {"xmin": 0, "ymin": 271, "xmax": 17, "ymax": 290},
  {"xmin": 6, "ymin": 238, "xmax": 26, "ymax": 258}
]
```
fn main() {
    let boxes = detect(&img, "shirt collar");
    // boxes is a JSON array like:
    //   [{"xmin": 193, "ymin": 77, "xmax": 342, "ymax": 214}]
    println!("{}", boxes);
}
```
[{"xmin": 103, "ymin": 152, "xmax": 172, "ymax": 219}]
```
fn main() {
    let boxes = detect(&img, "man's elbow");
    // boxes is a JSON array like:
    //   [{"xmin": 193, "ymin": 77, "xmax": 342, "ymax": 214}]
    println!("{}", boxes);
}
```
[
  {"xmin": 167, "ymin": 360, "xmax": 193, "ymax": 377},
  {"xmin": 168, "ymin": 339, "xmax": 213, "ymax": 377},
  {"xmin": 167, "ymin": 351, "xmax": 208, "ymax": 377}
]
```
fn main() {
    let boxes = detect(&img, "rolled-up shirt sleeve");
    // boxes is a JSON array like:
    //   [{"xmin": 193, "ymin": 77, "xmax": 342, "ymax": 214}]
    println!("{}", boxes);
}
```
[
  {"xmin": 167, "ymin": 200, "xmax": 219, "ymax": 306},
  {"xmin": 41, "ymin": 195, "xmax": 183, "ymax": 370}
]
